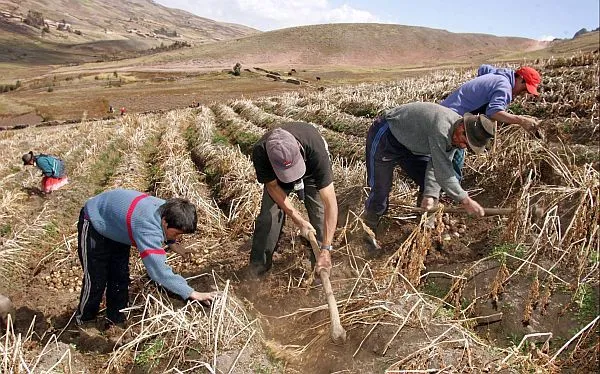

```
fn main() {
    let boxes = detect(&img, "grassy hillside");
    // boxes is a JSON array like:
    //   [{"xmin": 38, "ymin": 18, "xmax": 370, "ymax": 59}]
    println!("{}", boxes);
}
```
[
  {"xmin": 137, "ymin": 23, "xmax": 545, "ymax": 68},
  {"xmin": 0, "ymin": 0, "xmax": 259, "ymax": 66}
]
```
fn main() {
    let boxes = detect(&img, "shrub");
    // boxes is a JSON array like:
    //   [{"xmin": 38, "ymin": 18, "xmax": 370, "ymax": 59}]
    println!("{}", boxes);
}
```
[
  {"xmin": 47, "ymin": 86, "xmax": 54, "ymax": 92},
  {"xmin": 233, "ymin": 62, "xmax": 241, "ymax": 76},
  {"xmin": 24, "ymin": 10, "xmax": 44, "ymax": 28}
]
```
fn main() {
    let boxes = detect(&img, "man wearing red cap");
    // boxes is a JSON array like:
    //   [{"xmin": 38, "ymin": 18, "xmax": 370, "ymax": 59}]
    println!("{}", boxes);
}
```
[
  {"xmin": 250, "ymin": 123, "xmax": 338, "ymax": 276},
  {"xmin": 441, "ymin": 64, "xmax": 542, "ymax": 180}
]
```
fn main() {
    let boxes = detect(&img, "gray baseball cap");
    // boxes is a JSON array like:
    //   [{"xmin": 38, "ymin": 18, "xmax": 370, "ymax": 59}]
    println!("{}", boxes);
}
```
[{"xmin": 266, "ymin": 128, "xmax": 305, "ymax": 183}]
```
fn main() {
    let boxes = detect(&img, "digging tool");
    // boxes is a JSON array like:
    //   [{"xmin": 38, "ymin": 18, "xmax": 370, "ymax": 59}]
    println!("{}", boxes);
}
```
[
  {"xmin": 398, "ymin": 205, "xmax": 514, "ymax": 216},
  {"xmin": 307, "ymin": 232, "xmax": 347, "ymax": 344},
  {"xmin": 398, "ymin": 203, "xmax": 546, "ymax": 219}
]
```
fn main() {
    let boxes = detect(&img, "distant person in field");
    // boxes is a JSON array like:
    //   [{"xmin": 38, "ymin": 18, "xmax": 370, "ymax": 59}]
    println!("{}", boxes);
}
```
[
  {"xmin": 440, "ymin": 65, "xmax": 542, "ymax": 180},
  {"xmin": 22, "ymin": 151, "xmax": 69, "ymax": 194},
  {"xmin": 363, "ymin": 102, "xmax": 495, "ymax": 250},
  {"xmin": 75, "ymin": 189, "xmax": 217, "ymax": 328},
  {"xmin": 250, "ymin": 123, "xmax": 338, "ymax": 276},
  {"xmin": 120, "ymin": 107, "xmax": 126, "ymax": 116}
]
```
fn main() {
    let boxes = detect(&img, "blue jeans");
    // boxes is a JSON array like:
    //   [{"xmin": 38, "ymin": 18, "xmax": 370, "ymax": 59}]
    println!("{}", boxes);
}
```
[{"xmin": 364, "ymin": 118, "xmax": 431, "ymax": 226}]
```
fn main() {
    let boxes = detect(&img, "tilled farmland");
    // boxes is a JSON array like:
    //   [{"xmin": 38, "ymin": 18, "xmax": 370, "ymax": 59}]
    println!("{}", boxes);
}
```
[{"xmin": 0, "ymin": 52, "xmax": 598, "ymax": 373}]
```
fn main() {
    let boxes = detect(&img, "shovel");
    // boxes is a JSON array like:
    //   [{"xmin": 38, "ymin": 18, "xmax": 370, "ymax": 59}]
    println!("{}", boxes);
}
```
[{"xmin": 306, "ymin": 232, "xmax": 347, "ymax": 344}]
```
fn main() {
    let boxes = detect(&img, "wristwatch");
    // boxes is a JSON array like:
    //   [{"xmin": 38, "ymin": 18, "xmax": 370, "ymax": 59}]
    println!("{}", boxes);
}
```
[{"xmin": 320, "ymin": 244, "xmax": 333, "ymax": 251}]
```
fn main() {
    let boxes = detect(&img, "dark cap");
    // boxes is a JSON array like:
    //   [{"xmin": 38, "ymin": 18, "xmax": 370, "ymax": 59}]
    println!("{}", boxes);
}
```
[
  {"xmin": 265, "ymin": 128, "xmax": 305, "ymax": 183},
  {"xmin": 22, "ymin": 151, "xmax": 34, "ymax": 165},
  {"xmin": 463, "ymin": 113, "xmax": 496, "ymax": 154}
]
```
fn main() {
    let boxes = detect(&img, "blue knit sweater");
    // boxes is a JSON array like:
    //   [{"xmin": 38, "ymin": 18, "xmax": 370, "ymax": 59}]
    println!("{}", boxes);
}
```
[{"xmin": 84, "ymin": 189, "xmax": 194, "ymax": 299}]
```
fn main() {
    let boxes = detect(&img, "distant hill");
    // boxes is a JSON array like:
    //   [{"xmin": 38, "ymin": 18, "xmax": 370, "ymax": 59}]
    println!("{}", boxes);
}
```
[
  {"xmin": 0, "ymin": 0, "xmax": 259, "ymax": 64},
  {"xmin": 139, "ymin": 23, "xmax": 545, "ymax": 69}
]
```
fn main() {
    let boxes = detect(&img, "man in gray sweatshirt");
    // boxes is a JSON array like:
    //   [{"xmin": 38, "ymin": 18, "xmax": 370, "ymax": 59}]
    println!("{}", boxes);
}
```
[{"xmin": 364, "ymin": 102, "xmax": 495, "ymax": 248}]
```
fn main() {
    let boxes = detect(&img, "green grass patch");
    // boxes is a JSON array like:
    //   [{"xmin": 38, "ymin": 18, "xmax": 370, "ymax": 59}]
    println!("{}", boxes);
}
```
[
  {"xmin": 134, "ymin": 338, "xmax": 164, "ymax": 369},
  {"xmin": 0, "ymin": 223, "xmax": 11, "ymax": 237},
  {"xmin": 212, "ymin": 131, "xmax": 229, "ymax": 145},
  {"xmin": 89, "ymin": 142, "xmax": 123, "ymax": 195},
  {"xmin": 573, "ymin": 283, "xmax": 599, "ymax": 324},
  {"xmin": 492, "ymin": 243, "xmax": 525, "ymax": 263},
  {"xmin": 43, "ymin": 221, "xmax": 60, "ymax": 238},
  {"xmin": 421, "ymin": 279, "xmax": 450, "ymax": 299}
]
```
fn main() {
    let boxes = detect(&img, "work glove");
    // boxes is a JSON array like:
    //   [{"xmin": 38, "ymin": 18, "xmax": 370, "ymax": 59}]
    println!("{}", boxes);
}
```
[{"xmin": 168, "ymin": 243, "xmax": 193, "ymax": 260}]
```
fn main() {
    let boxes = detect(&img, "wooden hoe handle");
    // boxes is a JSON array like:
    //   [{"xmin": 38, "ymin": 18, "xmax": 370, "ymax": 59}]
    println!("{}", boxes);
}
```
[
  {"xmin": 307, "ymin": 232, "xmax": 347, "ymax": 344},
  {"xmin": 401, "ymin": 206, "xmax": 514, "ymax": 216}
]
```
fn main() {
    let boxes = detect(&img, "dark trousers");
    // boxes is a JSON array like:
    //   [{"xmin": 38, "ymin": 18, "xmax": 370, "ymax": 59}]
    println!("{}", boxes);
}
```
[
  {"xmin": 364, "ymin": 118, "xmax": 431, "ymax": 228},
  {"xmin": 75, "ymin": 208, "xmax": 130, "ymax": 324},
  {"xmin": 250, "ymin": 180, "xmax": 324, "ymax": 269}
]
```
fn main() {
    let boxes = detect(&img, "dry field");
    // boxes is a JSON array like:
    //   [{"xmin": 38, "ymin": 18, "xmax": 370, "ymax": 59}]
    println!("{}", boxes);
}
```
[{"xmin": 0, "ymin": 52, "xmax": 598, "ymax": 373}]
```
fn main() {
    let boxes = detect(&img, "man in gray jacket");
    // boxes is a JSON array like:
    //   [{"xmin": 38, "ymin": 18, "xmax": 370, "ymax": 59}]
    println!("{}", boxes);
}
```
[{"xmin": 363, "ymin": 102, "xmax": 495, "ymax": 248}]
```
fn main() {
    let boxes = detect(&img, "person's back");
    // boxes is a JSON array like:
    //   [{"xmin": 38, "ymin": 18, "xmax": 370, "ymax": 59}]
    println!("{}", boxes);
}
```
[
  {"xmin": 383, "ymin": 102, "xmax": 461, "ymax": 155},
  {"xmin": 440, "ymin": 68, "xmax": 515, "ymax": 116},
  {"xmin": 35, "ymin": 154, "xmax": 66, "ymax": 178},
  {"xmin": 84, "ymin": 189, "xmax": 164, "ymax": 246}
]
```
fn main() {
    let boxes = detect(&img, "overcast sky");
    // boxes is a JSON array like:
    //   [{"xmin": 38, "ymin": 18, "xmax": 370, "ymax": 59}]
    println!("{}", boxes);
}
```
[{"xmin": 155, "ymin": 0, "xmax": 599, "ymax": 41}]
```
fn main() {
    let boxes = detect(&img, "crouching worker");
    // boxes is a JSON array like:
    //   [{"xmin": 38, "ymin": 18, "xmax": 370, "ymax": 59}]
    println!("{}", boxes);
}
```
[
  {"xmin": 75, "ymin": 189, "xmax": 217, "ymax": 328},
  {"xmin": 363, "ymin": 102, "xmax": 495, "ymax": 250},
  {"xmin": 250, "ymin": 123, "xmax": 338, "ymax": 276},
  {"xmin": 22, "ymin": 151, "xmax": 69, "ymax": 193}
]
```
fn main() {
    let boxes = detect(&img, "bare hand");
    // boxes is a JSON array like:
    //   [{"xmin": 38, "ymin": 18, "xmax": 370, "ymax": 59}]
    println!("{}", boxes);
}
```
[
  {"xmin": 299, "ymin": 220, "xmax": 317, "ymax": 240},
  {"xmin": 315, "ymin": 249, "xmax": 332, "ymax": 275},
  {"xmin": 168, "ymin": 243, "xmax": 193, "ymax": 260},
  {"xmin": 519, "ymin": 115, "xmax": 540, "ymax": 134},
  {"xmin": 420, "ymin": 195, "xmax": 438, "ymax": 211},
  {"xmin": 461, "ymin": 197, "xmax": 485, "ymax": 217},
  {"xmin": 189, "ymin": 291, "xmax": 219, "ymax": 306}
]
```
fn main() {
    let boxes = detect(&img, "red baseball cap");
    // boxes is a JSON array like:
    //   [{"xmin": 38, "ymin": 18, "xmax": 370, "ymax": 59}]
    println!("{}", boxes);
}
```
[{"xmin": 515, "ymin": 66, "xmax": 541, "ymax": 96}]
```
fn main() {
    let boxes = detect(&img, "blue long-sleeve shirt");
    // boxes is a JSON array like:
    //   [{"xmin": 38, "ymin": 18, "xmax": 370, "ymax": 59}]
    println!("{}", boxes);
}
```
[
  {"xmin": 83, "ymin": 189, "xmax": 194, "ymax": 299},
  {"xmin": 441, "ymin": 65, "xmax": 515, "ymax": 117},
  {"xmin": 35, "ymin": 155, "xmax": 65, "ymax": 178}
]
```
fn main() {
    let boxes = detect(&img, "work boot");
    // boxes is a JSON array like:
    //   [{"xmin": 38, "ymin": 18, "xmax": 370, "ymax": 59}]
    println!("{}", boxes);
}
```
[
  {"xmin": 76, "ymin": 318, "xmax": 102, "ymax": 337},
  {"xmin": 363, "ymin": 233, "xmax": 381, "ymax": 252},
  {"xmin": 245, "ymin": 262, "xmax": 270, "ymax": 278},
  {"xmin": 104, "ymin": 320, "xmax": 134, "ymax": 347}
]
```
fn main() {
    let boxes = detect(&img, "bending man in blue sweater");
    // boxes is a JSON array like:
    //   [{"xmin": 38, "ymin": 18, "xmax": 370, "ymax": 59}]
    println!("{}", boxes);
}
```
[{"xmin": 76, "ymin": 189, "xmax": 216, "ymax": 326}]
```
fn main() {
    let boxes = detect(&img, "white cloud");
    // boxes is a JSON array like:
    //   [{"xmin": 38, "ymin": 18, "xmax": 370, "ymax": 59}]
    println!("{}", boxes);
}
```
[
  {"xmin": 538, "ymin": 35, "xmax": 557, "ymax": 41},
  {"xmin": 156, "ymin": 0, "xmax": 381, "ymax": 30}
]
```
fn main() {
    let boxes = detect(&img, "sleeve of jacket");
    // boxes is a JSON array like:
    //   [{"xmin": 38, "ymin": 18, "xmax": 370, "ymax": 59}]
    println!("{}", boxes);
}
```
[
  {"xmin": 486, "ymin": 80, "xmax": 512, "ymax": 116},
  {"xmin": 426, "ymin": 137, "xmax": 468, "ymax": 202},
  {"xmin": 135, "ymin": 231, "xmax": 194, "ymax": 300},
  {"xmin": 423, "ymin": 162, "xmax": 442, "ymax": 199}
]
